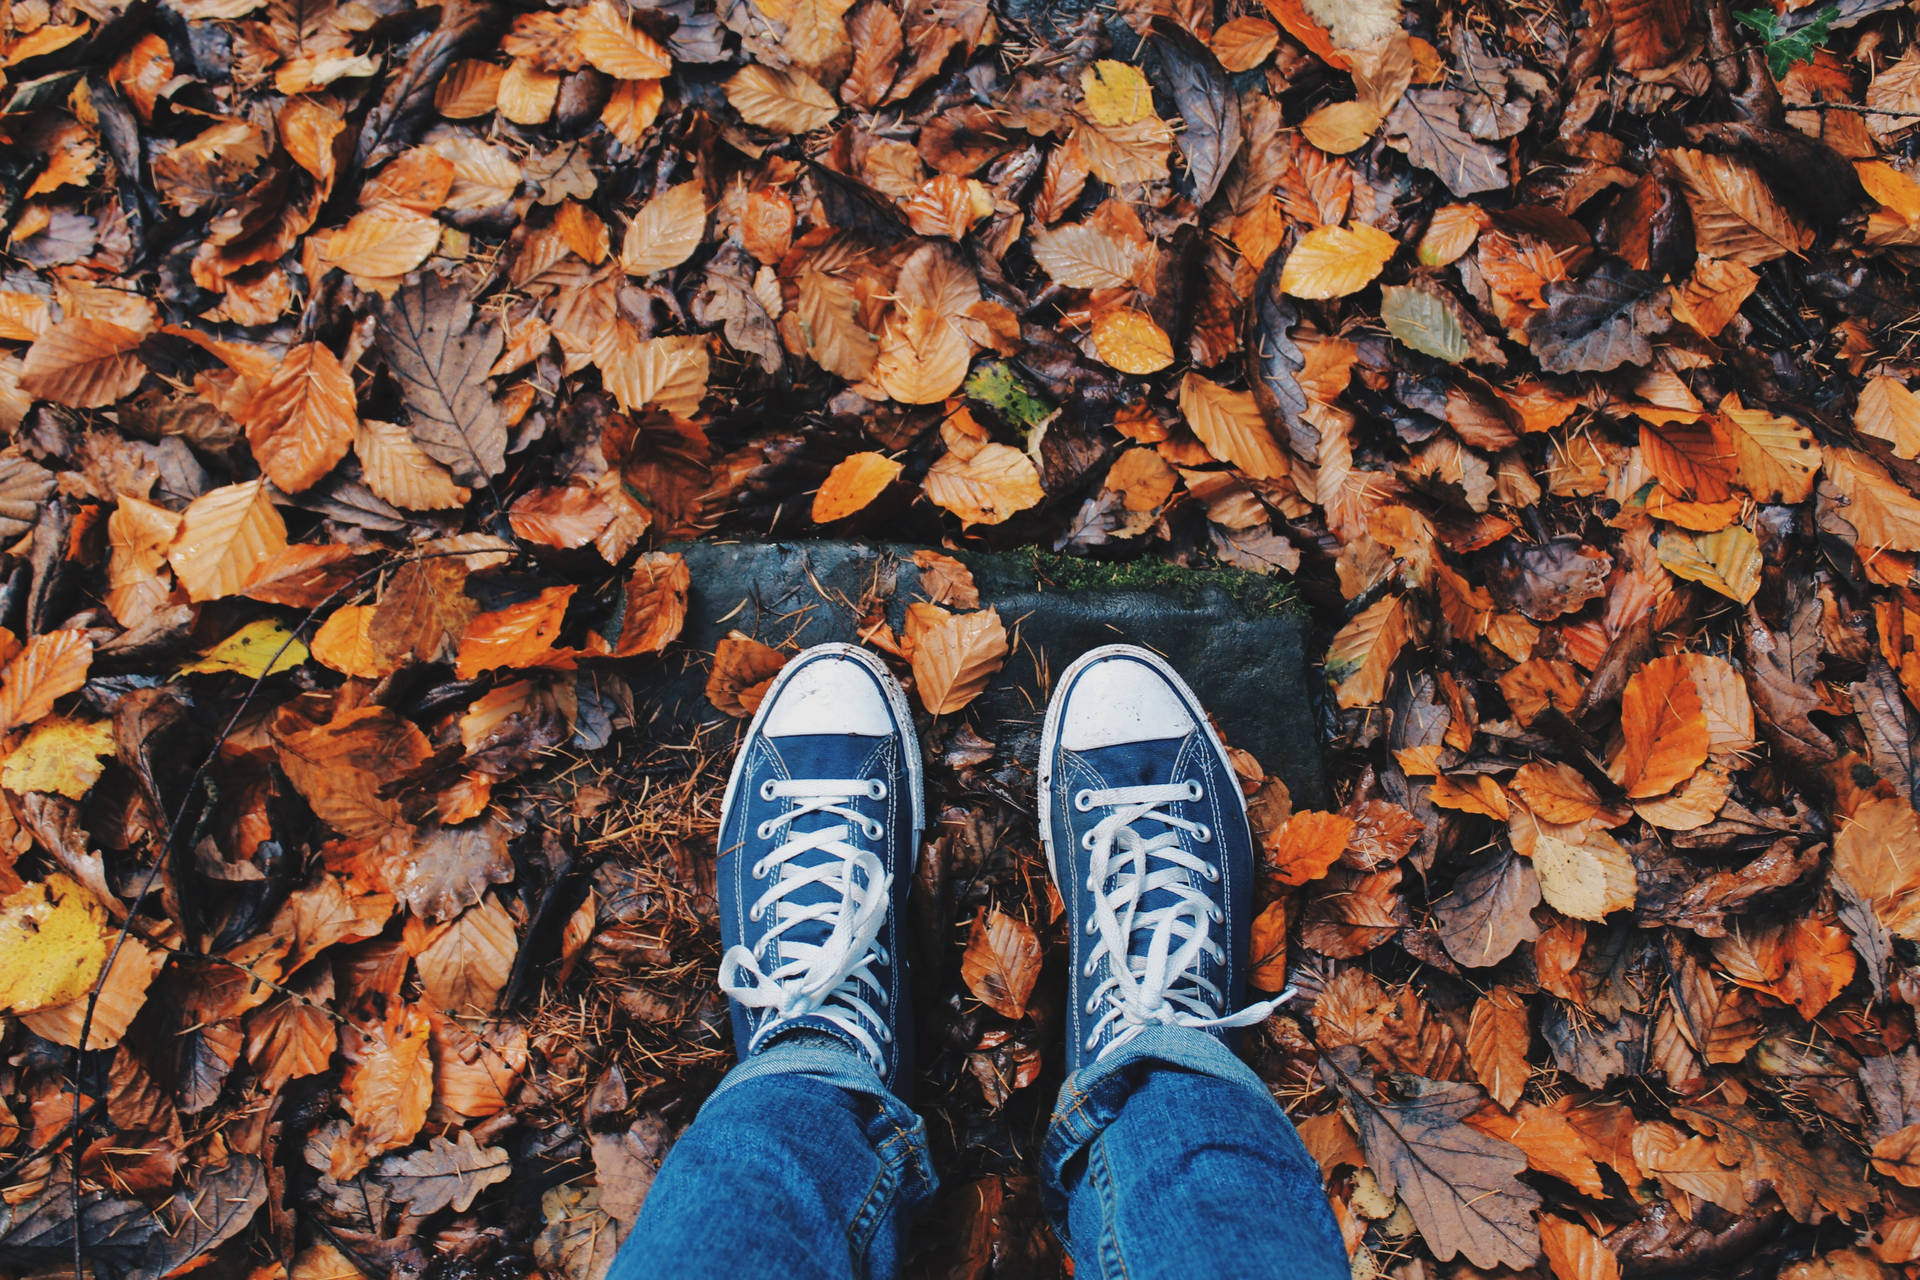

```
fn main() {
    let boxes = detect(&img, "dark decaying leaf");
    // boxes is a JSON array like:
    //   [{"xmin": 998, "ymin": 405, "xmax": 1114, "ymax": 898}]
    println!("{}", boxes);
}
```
[
  {"xmin": 377, "ymin": 1130, "xmax": 513, "ymax": 1214},
  {"xmin": 377, "ymin": 273, "xmax": 509, "ymax": 484},
  {"xmin": 1150, "ymin": 19, "xmax": 1242, "ymax": 208},
  {"xmin": 1526, "ymin": 259, "xmax": 1672, "ymax": 373},
  {"xmin": 1383, "ymin": 89, "xmax": 1508, "ymax": 197},
  {"xmin": 1321, "ymin": 1048, "xmax": 1542, "ymax": 1269},
  {"xmin": 1434, "ymin": 845, "xmax": 1542, "ymax": 968},
  {"xmin": 1245, "ymin": 250, "xmax": 1314, "ymax": 461}
]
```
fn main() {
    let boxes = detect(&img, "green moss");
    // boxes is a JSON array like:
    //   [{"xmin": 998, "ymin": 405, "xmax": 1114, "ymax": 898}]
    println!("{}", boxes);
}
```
[{"xmin": 1022, "ymin": 549, "xmax": 1301, "ymax": 616}]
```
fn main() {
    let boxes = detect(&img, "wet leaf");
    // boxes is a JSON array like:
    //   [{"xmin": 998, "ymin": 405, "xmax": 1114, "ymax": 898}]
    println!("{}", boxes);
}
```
[{"xmin": 961, "ymin": 907, "xmax": 1041, "ymax": 1018}]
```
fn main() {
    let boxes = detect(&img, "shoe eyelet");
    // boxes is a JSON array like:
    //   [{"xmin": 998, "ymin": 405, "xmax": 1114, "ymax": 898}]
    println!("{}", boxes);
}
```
[
  {"xmin": 1194, "ymin": 824, "xmax": 1213, "ymax": 844},
  {"xmin": 757, "ymin": 820, "xmax": 776, "ymax": 840},
  {"xmin": 748, "ymin": 904, "xmax": 764, "ymax": 922},
  {"xmin": 1185, "ymin": 780, "xmax": 1204, "ymax": 801},
  {"xmin": 1074, "ymin": 789, "xmax": 1095, "ymax": 812},
  {"xmin": 868, "ymin": 780, "xmax": 887, "ymax": 800},
  {"xmin": 760, "ymin": 780, "xmax": 777, "ymax": 801},
  {"xmin": 1208, "ymin": 905, "xmax": 1223, "ymax": 923},
  {"xmin": 865, "ymin": 820, "xmax": 885, "ymax": 840},
  {"xmin": 875, "ymin": 946, "xmax": 888, "ymax": 964},
  {"xmin": 1085, "ymin": 998, "xmax": 1099, "ymax": 1014},
  {"xmin": 1085, "ymin": 919, "xmax": 1098, "ymax": 936},
  {"xmin": 1203, "ymin": 863, "xmax": 1220, "ymax": 883},
  {"xmin": 751, "ymin": 859, "xmax": 769, "ymax": 879},
  {"xmin": 1082, "ymin": 960, "xmax": 1096, "ymax": 977},
  {"xmin": 1081, "ymin": 831, "xmax": 1097, "ymax": 851}
]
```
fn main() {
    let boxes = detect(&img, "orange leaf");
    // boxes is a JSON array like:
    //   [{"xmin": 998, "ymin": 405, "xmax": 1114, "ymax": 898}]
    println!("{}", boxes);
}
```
[
  {"xmin": 509, "ymin": 484, "xmax": 615, "ymax": 549},
  {"xmin": 960, "ymin": 907, "xmax": 1041, "ymax": 1019},
  {"xmin": 1279, "ymin": 224, "xmax": 1398, "ymax": 299},
  {"xmin": 1261, "ymin": 0, "xmax": 1350, "ymax": 69},
  {"xmin": 332, "ymin": 1002, "xmax": 433, "ymax": 1178},
  {"xmin": 1609, "ymin": 655, "xmax": 1709, "ymax": 798},
  {"xmin": 1539, "ymin": 1217, "xmax": 1621, "ymax": 1280},
  {"xmin": 1178, "ymin": 372, "xmax": 1288, "ymax": 479},
  {"xmin": 241, "ymin": 341, "xmax": 358, "ymax": 493},
  {"xmin": 456, "ymin": 586, "xmax": 576, "ymax": 679},
  {"xmin": 814, "ymin": 452, "xmax": 904, "ymax": 522},
  {"xmin": 910, "ymin": 608, "xmax": 1007, "ymax": 715},
  {"xmin": 311, "ymin": 604, "xmax": 395, "ymax": 679},
  {"xmin": 1265, "ymin": 810, "xmax": 1355, "ymax": 886},
  {"xmin": 1466, "ymin": 987, "xmax": 1530, "ymax": 1112},
  {"xmin": 613, "ymin": 551, "xmax": 689, "ymax": 657},
  {"xmin": 1211, "ymin": 16, "xmax": 1280, "ymax": 72},
  {"xmin": 1090, "ymin": 309, "xmax": 1174, "ymax": 374},
  {"xmin": 1249, "ymin": 899, "xmax": 1290, "ymax": 991},
  {"xmin": 19, "ymin": 316, "xmax": 147, "ymax": 408},
  {"xmin": 0, "ymin": 630, "xmax": 92, "ymax": 735},
  {"xmin": 574, "ymin": 0, "xmax": 672, "ymax": 79},
  {"xmin": 707, "ymin": 632, "xmax": 786, "ymax": 717}
]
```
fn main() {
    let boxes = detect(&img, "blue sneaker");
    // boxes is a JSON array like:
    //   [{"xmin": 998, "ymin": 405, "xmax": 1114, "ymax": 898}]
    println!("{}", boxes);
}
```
[
  {"xmin": 1039, "ymin": 645, "xmax": 1288, "ymax": 1072},
  {"xmin": 715, "ymin": 643, "xmax": 923, "ymax": 1094}
]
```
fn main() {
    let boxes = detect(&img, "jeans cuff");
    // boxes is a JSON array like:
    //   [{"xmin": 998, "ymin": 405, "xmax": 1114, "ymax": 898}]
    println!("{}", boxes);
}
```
[
  {"xmin": 1040, "ymin": 1025, "xmax": 1272, "ymax": 1233},
  {"xmin": 709, "ymin": 1030, "xmax": 889, "ymax": 1103}
]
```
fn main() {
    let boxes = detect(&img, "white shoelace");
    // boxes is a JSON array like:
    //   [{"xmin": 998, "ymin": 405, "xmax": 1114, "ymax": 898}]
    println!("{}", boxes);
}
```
[
  {"xmin": 719, "ymin": 778, "xmax": 893, "ymax": 1071},
  {"xmin": 1075, "ymin": 781, "xmax": 1289, "ymax": 1057}
]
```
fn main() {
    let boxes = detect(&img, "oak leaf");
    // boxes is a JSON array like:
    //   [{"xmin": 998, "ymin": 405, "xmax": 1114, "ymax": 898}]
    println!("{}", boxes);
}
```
[
  {"xmin": 378, "ymin": 1130, "xmax": 511, "ymax": 1215},
  {"xmin": 1321, "ymin": 1049, "xmax": 1542, "ymax": 1269}
]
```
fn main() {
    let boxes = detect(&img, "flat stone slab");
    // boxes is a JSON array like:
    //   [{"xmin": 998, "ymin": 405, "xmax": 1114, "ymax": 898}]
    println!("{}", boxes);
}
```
[{"xmin": 631, "ymin": 541, "xmax": 1325, "ymax": 806}]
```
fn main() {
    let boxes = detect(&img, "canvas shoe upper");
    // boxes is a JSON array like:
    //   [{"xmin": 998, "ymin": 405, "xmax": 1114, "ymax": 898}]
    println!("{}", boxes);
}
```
[
  {"xmin": 715, "ymin": 643, "xmax": 923, "ymax": 1094},
  {"xmin": 1040, "ymin": 645, "xmax": 1290, "ymax": 1073}
]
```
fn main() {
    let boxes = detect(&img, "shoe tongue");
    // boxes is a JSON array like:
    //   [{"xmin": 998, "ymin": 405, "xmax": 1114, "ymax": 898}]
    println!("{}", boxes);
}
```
[
  {"xmin": 760, "ymin": 733, "xmax": 886, "ymax": 964},
  {"xmin": 1072, "ymin": 745, "xmax": 1203, "ymax": 985}
]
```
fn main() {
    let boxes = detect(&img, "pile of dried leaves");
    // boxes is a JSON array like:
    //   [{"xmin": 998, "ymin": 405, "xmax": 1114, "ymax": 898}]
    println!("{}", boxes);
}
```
[{"xmin": 4, "ymin": 0, "xmax": 1920, "ymax": 1274}]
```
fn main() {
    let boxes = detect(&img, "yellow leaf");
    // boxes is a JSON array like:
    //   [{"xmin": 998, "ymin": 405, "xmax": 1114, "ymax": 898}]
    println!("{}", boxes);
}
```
[
  {"xmin": 1280, "ymin": 223, "xmax": 1398, "ymax": 299},
  {"xmin": 813, "ymin": 452, "xmax": 903, "ymax": 522},
  {"xmin": 19, "ymin": 931, "xmax": 162, "ymax": 1049},
  {"xmin": 312, "ymin": 604, "xmax": 396, "ymax": 679},
  {"xmin": 1718, "ymin": 393, "xmax": 1819, "ymax": 503},
  {"xmin": 1, "ymin": 717, "xmax": 115, "ymax": 799},
  {"xmin": 574, "ymin": 0, "xmax": 672, "ymax": 79},
  {"xmin": 620, "ymin": 182, "xmax": 707, "ymax": 276},
  {"xmin": 1091, "ymin": 309, "xmax": 1174, "ymax": 374},
  {"xmin": 0, "ymin": 874, "xmax": 109, "ymax": 1015},
  {"xmin": 1081, "ymin": 60, "xmax": 1156, "ymax": 126},
  {"xmin": 1510, "ymin": 809, "xmax": 1636, "ymax": 922},
  {"xmin": 1655, "ymin": 526, "xmax": 1761, "ymax": 604},
  {"xmin": 1178, "ymin": 372, "xmax": 1288, "ymax": 479},
  {"xmin": 316, "ymin": 206, "xmax": 441, "ymax": 281},
  {"xmin": 497, "ymin": 58, "xmax": 561, "ymax": 126},
  {"xmin": 169, "ymin": 479, "xmax": 291, "ymax": 602},
  {"xmin": 1299, "ymin": 99, "xmax": 1384, "ymax": 155},
  {"xmin": 1858, "ymin": 376, "xmax": 1920, "ymax": 461},
  {"xmin": 725, "ymin": 64, "xmax": 839, "ymax": 134},
  {"xmin": 178, "ymin": 618, "xmax": 309, "ymax": 679}
]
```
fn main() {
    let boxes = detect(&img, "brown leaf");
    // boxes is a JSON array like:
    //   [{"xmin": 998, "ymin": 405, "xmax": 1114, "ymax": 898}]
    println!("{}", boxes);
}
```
[
  {"xmin": 923, "ymin": 442, "xmax": 1042, "ymax": 527},
  {"xmin": 240, "ymin": 341, "xmax": 358, "ymax": 493},
  {"xmin": 707, "ymin": 632, "xmax": 787, "ymax": 717},
  {"xmin": 0, "ymin": 629, "xmax": 92, "ymax": 736},
  {"xmin": 1466, "ymin": 987, "xmax": 1531, "ymax": 1112},
  {"xmin": 274, "ymin": 705, "xmax": 431, "ymax": 839},
  {"xmin": 614, "ymin": 551, "xmax": 689, "ymax": 657},
  {"xmin": 332, "ymin": 1002, "xmax": 433, "ymax": 1178},
  {"xmin": 376, "ymin": 1130, "xmax": 511, "ymax": 1214},
  {"xmin": 18, "ymin": 316, "xmax": 147, "ymax": 408},
  {"xmin": 960, "ymin": 907, "xmax": 1041, "ymax": 1019},
  {"xmin": 911, "ymin": 607, "xmax": 1007, "ymax": 714},
  {"xmin": 168, "ymin": 479, "xmax": 290, "ymax": 603},
  {"xmin": 1321, "ymin": 1049, "xmax": 1543, "ymax": 1269}
]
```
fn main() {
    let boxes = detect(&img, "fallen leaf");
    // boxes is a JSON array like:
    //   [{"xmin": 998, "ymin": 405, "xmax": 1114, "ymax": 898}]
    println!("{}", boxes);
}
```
[
  {"xmin": 1609, "ymin": 655, "xmax": 1709, "ymax": 799},
  {"xmin": 1280, "ymin": 224, "xmax": 1398, "ymax": 299},
  {"xmin": 912, "ymin": 607, "xmax": 1007, "ymax": 714},
  {"xmin": 377, "ymin": 1130, "xmax": 512, "ymax": 1214},
  {"xmin": 961, "ymin": 907, "xmax": 1041, "ymax": 1018}
]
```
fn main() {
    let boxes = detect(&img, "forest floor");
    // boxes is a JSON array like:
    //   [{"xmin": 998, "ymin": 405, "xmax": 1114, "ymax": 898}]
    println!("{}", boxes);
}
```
[{"xmin": 3, "ymin": 0, "xmax": 1920, "ymax": 1278}]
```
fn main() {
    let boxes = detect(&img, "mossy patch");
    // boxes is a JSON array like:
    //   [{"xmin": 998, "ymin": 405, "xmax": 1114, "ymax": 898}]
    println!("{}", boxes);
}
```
[{"xmin": 1019, "ymin": 549, "xmax": 1301, "ymax": 616}]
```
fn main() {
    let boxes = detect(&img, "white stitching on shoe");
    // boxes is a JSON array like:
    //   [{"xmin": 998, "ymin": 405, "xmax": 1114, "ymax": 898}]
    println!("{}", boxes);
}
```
[
  {"xmin": 719, "ymin": 778, "xmax": 892, "ymax": 1073},
  {"xmin": 1076, "ymin": 782, "xmax": 1286, "ymax": 1058}
]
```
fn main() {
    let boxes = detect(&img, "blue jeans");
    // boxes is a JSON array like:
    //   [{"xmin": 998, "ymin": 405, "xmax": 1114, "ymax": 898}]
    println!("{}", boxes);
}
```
[{"xmin": 609, "ymin": 1026, "xmax": 1347, "ymax": 1280}]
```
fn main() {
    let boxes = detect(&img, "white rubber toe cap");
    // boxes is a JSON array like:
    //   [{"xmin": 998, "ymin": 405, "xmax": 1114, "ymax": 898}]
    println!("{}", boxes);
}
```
[
  {"xmin": 1058, "ymin": 655, "xmax": 1196, "ymax": 750},
  {"xmin": 762, "ymin": 653, "xmax": 893, "ymax": 737}
]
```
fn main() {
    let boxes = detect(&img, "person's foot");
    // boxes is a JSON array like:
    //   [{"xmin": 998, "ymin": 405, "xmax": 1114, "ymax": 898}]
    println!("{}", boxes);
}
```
[
  {"xmin": 716, "ymin": 642, "xmax": 922, "ymax": 1093},
  {"xmin": 1040, "ymin": 645, "xmax": 1286, "ymax": 1072}
]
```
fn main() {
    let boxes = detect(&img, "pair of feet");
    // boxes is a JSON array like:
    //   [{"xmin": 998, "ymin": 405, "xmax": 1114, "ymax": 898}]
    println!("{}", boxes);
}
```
[{"xmin": 715, "ymin": 643, "xmax": 1286, "ymax": 1093}]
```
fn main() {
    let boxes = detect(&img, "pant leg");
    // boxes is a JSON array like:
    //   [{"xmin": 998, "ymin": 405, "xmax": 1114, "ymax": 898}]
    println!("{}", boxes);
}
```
[
  {"xmin": 610, "ymin": 1035, "xmax": 937, "ymax": 1280},
  {"xmin": 1040, "ymin": 1025, "xmax": 1347, "ymax": 1280}
]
